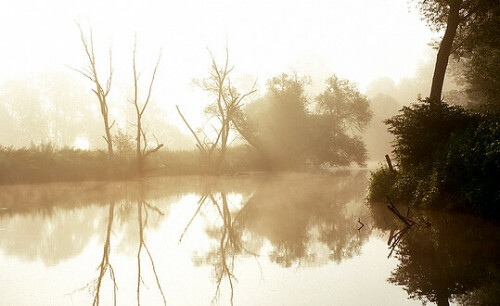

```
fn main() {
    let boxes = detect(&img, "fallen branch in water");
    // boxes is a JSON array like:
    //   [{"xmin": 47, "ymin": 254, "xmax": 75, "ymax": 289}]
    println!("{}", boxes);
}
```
[{"xmin": 386, "ymin": 195, "xmax": 415, "ymax": 226}]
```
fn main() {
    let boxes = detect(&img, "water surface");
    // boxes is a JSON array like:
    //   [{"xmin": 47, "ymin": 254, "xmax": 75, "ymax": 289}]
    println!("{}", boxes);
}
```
[{"xmin": 0, "ymin": 172, "xmax": 498, "ymax": 305}]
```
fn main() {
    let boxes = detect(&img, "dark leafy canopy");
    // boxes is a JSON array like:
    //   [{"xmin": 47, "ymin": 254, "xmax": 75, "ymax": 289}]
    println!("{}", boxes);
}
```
[
  {"xmin": 416, "ymin": 0, "xmax": 498, "ymax": 34},
  {"xmin": 463, "ymin": 46, "xmax": 500, "ymax": 108},
  {"xmin": 416, "ymin": 0, "xmax": 499, "ymax": 56},
  {"xmin": 239, "ymin": 73, "xmax": 372, "ymax": 168},
  {"xmin": 416, "ymin": 0, "xmax": 500, "ymax": 109}
]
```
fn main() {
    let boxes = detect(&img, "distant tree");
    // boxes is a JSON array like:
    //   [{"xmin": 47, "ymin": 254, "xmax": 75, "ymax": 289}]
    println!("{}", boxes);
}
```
[
  {"xmin": 40, "ymin": 73, "xmax": 102, "ymax": 148},
  {"xmin": 311, "ymin": 75, "xmax": 372, "ymax": 166},
  {"xmin": 73, "ymin": 24, "xmax": 115, "ymax": 156},
  {"xmin": 0, "ymin": 78, "xmax": 50, "ymax": 146},
  {"xmin": 0, "ymin": 74, "xmax": 103, "ymax": 149},
  {"xmin": 238, "ymin": 74, "xmax": 371, "ymax": 168},
  {"xmin": 240, "ymin": 73, "xmax": 311, "ymax": 167},
  {"xmin": 0, "ymin": 101, "xmax": 15, "ymax": 145},
  {"xmin": 362, "ymin": 94, "xmax": 401, "ymax": 161}
]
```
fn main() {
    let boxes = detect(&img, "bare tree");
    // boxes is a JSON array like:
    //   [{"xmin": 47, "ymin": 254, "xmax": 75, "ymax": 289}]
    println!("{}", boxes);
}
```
[
  {"xmin": 176, "ymin": 105, "xmax": 222, "ymax": 173},
  {"xmin": 73, "ymin": 24, "xmax": 115, "ymax": 156},
  {"xmin": 177, "ymin": 48, "xmax": 256, "ymax": 174},
  {"xmin": 131, "ymin": 39, "xmax": 163, "ymax": 173}
]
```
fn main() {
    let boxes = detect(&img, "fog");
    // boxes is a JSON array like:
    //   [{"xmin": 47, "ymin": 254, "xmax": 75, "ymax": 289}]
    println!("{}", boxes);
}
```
[
  {"xmin": 1, "ymin": 1, "xmax": 498, "ymax": 304},
  {"xmin": 0, "ymin": 0, "xmax": 441, "ymax": 161},
  {"xmin": 0, "ymin": 49, "xmax": 460, "ymax": 163}
]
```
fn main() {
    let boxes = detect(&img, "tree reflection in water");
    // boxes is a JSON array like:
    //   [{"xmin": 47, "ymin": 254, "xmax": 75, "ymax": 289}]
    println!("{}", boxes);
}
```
[
  {"xmin": 180, "ymin": 192, "xmax": 251, "ymax": 305},
  {"xmin": 87, "ymin": 199, "xmax": 167, "ymax": 306},
  {"xmin": 180, "ymin": 172, "xmax": 372, "ymax": 305},
  {"xmin": 92, "ymin": 202, "xmax": 117, "ymax": 306},
  {"xmin": 0, "ymin": 172, "xmax": 376, "ymax": 304},
  {"xmin": 240, "ymin": 172, "xmax": 371, "ymax": 267},
  {"xmin": 371, "ymin": 204, "xmax": 500, "ymax": 305},
  {"xmin": 136, "ymin": 200, "xmax": 167, "ymax": 306}
]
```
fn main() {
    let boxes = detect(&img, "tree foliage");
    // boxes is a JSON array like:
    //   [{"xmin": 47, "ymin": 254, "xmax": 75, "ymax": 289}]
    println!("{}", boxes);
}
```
[
  {"xmin": 239, "ymin": 73, "xmax": 372, "ymax": 168},
  {"xmin": 370, "ymin": 98, "xmax": 500, "ymax": 217},
  {"xmin": 416, "ymin": 0, "xmax": 500, "ymax": 106}
]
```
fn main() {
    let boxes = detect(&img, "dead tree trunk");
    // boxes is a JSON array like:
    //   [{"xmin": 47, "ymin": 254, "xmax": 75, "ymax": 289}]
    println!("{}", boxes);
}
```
[
  {"xmin": 74, "ymin": 24, "xmax": 115, "ymax": 157},
  {"xmin": 131, "ymin": 39, "xmax": 162, "ymax": 174},
  {"xmin": 177, "ymin": 48, "xmax": 255, "ymax": 174}
]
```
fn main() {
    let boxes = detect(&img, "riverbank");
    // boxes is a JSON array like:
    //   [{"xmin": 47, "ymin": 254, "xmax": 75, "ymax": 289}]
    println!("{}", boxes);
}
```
[{"xmin": 0, "ymin": 145, "xmax": 266, "ymax": 185}]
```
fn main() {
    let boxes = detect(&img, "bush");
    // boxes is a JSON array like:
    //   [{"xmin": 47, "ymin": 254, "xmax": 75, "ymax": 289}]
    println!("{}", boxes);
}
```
[
  {"xmin": 369, "ymin": 99, "xmax": 500, "ymax": 218},
  {"xmin": 386, "ymin": 99, "xmax": 479, "ymax": 170},
  {"xmin": 368, "ymin": 166, "xmax": 397, "ymax": 202},
  {"xmin": 442, "ymin": 118, "xmax": 500, "ymax": 216}
]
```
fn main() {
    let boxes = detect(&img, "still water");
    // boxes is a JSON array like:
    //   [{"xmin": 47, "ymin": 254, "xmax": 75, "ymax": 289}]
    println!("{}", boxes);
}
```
[{"xmin": 0, "ymin": 171, "xmax": 498, "ymax": 305}]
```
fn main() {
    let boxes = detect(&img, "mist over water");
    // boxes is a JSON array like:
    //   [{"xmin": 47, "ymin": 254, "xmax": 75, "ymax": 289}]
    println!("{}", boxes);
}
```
[{"xmin": 0, "ymin": 172, "xmax": 498, "ymax": 305}]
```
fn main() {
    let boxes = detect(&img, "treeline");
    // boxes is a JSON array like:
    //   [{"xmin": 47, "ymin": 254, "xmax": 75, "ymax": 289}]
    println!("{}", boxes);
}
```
[
  {"xmin": 0, "ymin": 69, "xmax": 372, "ymax": 184},
  {"xmin": 0, "ymin": 32, "xmax": 373, "ymax": 183},
  {"xmin": 173, "ymin": 50, "xmax": 372, "ymax": 174}
]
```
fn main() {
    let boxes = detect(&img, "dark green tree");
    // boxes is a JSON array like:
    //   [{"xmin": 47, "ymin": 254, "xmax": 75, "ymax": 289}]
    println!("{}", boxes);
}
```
[{"xmin": 415, "ymin": 0, "xmax": 500, "ymax": 102}]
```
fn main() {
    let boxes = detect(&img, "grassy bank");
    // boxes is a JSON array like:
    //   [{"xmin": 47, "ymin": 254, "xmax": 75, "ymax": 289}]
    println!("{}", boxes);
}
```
[{"xmin": 0, "ymin": 145, "xmax": 268, "ymax": 185}]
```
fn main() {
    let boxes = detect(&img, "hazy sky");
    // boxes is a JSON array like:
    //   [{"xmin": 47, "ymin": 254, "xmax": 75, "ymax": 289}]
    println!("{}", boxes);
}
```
[{"xmin": 1, "ymin": 0, "xmax": 437, "ymax": 128}]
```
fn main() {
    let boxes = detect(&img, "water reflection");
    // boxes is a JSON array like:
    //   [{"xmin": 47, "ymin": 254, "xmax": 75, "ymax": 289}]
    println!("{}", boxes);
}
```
[
  {"xmin": 88, "ymin": 198, "xmax": 167, "ymax": 306},
  {"xmin": 238, "ymin": 173, "xmax": 371, "ymax": 266},
  {"xmin": 177, "ymin": 172, "xmax": 372, "ymax": 304},
  {"xmin": 6, "ymin": 173, "xmax": 494, "ymax": 304},
  {"xmin": 0, "ymin": 205, "xmax": 106, "ymax": 265},
  {"xmin": 185, "ymin": 193, "xmax": 247, "ymax": 305},
  {"xmin": 136, "ymin": 200, "xmax": 167, "ymax": 305},
  {"xmin": 370, "ymin": 204, "xmax": 500, "ymax": 305},
  {"xmin": 92, "ymin": 203, "xmax": 117, "ymax": 306}
]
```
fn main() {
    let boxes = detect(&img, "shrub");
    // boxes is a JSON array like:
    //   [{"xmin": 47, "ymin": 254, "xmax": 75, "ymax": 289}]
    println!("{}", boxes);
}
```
[
  {"xmin": 368, "ymin": 166, "xmax": 397, "ymax": 202},
  {"xmin": 370, "ymin": 99, "xmax": 500, "ymax": 218},
  {"xmin": 386, "ymin": 99, "xmax": 479, "ymax": 171}
]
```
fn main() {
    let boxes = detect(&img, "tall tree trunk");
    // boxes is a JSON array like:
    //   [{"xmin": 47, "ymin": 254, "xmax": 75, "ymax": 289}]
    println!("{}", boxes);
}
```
[
  {"xmin": 429, "ymin": 1, "xmax": 461, "ymax": 102},
  {"xmin": 436, "ymin": 289, "xmax": 450, "ymax": 306}
]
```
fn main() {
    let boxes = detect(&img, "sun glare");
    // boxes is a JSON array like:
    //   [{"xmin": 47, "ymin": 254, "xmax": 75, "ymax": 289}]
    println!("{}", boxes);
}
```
[{"xmin": 73, "ymin": 136, "xmax": 90, "ymax": 150}]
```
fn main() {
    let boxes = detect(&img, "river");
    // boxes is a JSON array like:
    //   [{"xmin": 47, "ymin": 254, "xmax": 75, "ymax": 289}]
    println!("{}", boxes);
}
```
[{"xmin": 0, "ymin": 171, "xmax": 498, "ymax": 305}]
